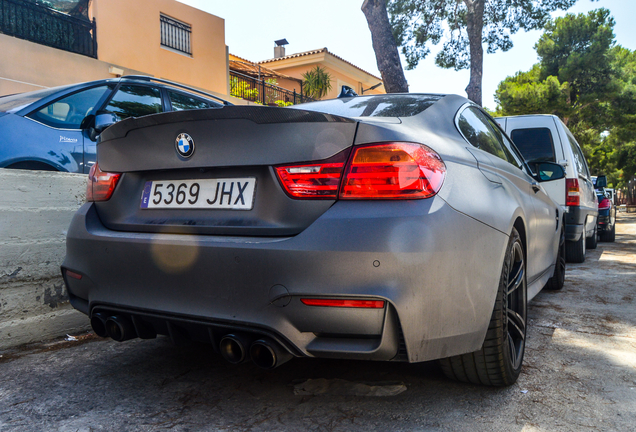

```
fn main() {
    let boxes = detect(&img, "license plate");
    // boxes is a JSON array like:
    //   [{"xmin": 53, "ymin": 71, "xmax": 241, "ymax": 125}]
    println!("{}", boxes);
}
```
[{"xmin": 140, "ymin": 178, "xmax": 256, "ymax": 210}]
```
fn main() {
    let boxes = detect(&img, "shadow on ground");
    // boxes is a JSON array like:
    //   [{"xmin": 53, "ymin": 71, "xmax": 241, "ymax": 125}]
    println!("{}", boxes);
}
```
[{"xmin": 1, "ymin": 215, "xmax": 635, "ymax": 432}]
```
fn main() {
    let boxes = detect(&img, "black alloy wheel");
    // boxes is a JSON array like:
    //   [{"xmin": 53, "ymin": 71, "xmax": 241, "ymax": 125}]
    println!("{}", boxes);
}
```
[
  {"xmin": 503, "ymin": 237, "xmax": 527, "ymax": 372},
  {"xmin": 439, "ymin": 228, "xmax": 527, "ymax": 386}
]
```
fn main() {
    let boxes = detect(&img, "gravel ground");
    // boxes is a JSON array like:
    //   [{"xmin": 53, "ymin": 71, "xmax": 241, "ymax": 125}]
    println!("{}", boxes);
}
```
[{"xmin": 1, "ymin": 214, "xmax": 635, "ymax": 432}]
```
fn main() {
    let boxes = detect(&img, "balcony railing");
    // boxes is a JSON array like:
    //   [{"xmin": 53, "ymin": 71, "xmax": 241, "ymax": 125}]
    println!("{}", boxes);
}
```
[
  {"xmin": 0, "ymin": 0, "xmax": 97, "ymax": 58},
  {"xmin": 230, "ymin": 71, "xmax": 314, "ymax": 106}
]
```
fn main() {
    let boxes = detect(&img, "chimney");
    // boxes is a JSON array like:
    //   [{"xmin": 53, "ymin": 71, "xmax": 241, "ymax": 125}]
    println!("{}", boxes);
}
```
[{"xmin": 274, "ymin": 38, "xmax": 289, "ymax": 58}]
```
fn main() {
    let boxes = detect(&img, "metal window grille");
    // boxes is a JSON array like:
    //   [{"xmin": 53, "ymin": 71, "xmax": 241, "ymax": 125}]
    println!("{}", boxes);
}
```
[
  {"xmin": 0, "ymin": 0, "xmax": 97, "ymax": 58},
  {"xmin": 160, "ymin": 13, "xmax": 191, "ymax": 56}
]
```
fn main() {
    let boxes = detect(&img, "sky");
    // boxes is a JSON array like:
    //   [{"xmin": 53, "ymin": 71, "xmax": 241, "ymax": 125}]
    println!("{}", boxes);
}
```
[{"xmin": 179, "ymin": 0, "xmax": 636, "ymax": 110}]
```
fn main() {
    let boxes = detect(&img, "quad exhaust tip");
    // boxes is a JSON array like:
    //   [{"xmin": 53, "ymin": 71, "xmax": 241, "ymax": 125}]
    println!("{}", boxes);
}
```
[
  {"xmin": 219, "ymin": 335, "xmax": 293, "ymax": 369},
  {"xmin": 91, "ymin": 312, "xmax": 156, "ymax": 341},
  {"xmin": 249, "ymin": 338, "xmax": 292, "ymax": 370},
  {"xmin": 105, "ymin": 315, "xmax": 137, "ymax": 342},
  {"xmin": 90, "ymin": 312, "xmax": 109, "ymax": 338},
  {"xmin": 91, "ymin": 313, "xmax": 293, "ymax": 369},
  {"xmin": 219, "ymin": 334, "xmax": 252, "ymax": 364}
]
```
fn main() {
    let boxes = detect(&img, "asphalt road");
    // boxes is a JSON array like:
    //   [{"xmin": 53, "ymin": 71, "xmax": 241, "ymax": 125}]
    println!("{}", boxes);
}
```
[{"xmin": 1, "ymin": 214, "xmax": 635, "ymax": 432}]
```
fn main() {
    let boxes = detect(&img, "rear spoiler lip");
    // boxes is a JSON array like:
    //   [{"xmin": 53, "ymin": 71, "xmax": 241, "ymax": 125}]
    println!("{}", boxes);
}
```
[{"xmin": 100, "ymin": 106, "xmax": 356, "ymax": 142}]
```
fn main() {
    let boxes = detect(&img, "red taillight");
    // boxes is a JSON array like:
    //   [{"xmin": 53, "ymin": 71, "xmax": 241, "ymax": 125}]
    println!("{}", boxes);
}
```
[
  {"xmin": 275, "ymin": 151, "xmax": 348, "ymax": 199},
  {"xmin": 86, "ymin": 162, "xmax": 120, "ymax": 202},
  {"xmin": 598, "ymin": 198, "xmax": 611, "ymax": 210},
  {"xmin": 340, "ymin": 142, "xmax": 445, "ymax": 199},
  {"xmin": 65, "ymin": 269, "xmax": 82, "ymax": 280},
  {"xmin": 275, "ymin": 143, "xmax": 445, "ymax": 200},
  {"xmin": 566, "ymin": 178, "xmax": 580, "ymax": 206},
  {"xmin": 300, "ymin": 298, "xmax": 385, "ymax": 308}
]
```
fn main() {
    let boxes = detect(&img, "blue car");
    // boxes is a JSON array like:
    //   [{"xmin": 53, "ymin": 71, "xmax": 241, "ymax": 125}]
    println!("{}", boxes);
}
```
[{"xmin": 0, "ymin": 76, "xmax": 229, "ymax": 173}]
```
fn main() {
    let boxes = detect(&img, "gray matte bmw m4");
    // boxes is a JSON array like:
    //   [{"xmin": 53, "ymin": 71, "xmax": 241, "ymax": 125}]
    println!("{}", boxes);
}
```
[{"xmin": 62, "ymin": 93, "xmax": 567, "ymax": 386}]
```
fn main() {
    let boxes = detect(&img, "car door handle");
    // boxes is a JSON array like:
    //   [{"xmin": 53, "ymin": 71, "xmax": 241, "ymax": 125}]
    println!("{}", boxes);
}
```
[{"xmin": 531, "ymin": 182, "xmax": 540, "ymax": 193}]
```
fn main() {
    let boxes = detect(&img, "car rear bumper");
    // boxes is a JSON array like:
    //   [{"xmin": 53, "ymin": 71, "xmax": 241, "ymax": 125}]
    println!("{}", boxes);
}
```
[
  {"xmin": 63, "ymin": 199, "xmax": 508, "ymax": 363},
  {"xmin": 565, "ymin": 221, "xmax": 584, "ymax": 241},
  {"xmin": 597, "ymin": 212, "xmax": 612, "ymax": 232},
  {"xmin": 565, "ymin": 205, "xmax": 597, "ymax": 241}
]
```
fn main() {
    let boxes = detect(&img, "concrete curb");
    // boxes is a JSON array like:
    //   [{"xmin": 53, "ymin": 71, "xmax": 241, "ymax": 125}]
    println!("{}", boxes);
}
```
[{"xmin": 0, "ymin": 169, "xmax": 90, "ymax": 349}]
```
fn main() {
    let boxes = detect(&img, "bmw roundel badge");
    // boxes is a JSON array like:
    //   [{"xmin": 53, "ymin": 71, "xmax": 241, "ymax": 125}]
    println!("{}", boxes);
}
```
[{"xmin": 175, "ymin": 133, "xmax": 195, "ymax": 158}]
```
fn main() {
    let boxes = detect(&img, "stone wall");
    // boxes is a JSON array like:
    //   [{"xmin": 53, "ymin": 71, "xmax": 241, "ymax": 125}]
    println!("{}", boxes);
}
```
[{"xmin": 0, "ymin": 169, "xmax": 90, "ymax": 349}]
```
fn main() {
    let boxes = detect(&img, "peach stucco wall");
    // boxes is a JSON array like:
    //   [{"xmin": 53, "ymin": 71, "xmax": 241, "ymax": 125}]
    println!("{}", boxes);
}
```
[
  {"xmin": 0, "ymin": 33, "xmax": 149, "ymax": 96},
  {"xmin": 92, "ymin": 0, "xmax": 227, "ymax": 95}
]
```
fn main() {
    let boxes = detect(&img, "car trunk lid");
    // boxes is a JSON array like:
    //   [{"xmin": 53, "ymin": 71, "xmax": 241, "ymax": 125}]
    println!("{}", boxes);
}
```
[{"xmin": 94, "ymin": 106, "xmax": 358, "ymax": 236}]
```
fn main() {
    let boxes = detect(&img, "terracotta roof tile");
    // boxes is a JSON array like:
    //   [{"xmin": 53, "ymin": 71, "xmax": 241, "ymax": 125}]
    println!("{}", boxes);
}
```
[
  {"xmin": 257, "ymin": 48, "xmax": 382, "ymax": 81},
  {"xmin": 229, "ymin": 54, "xmax": 300, "ymax": 82}
]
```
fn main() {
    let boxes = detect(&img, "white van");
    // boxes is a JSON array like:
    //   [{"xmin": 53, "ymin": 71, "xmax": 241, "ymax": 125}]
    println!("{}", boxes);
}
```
[{"xmin": 496, "ymin": 115, "xmax": 598, "ymax": 263}]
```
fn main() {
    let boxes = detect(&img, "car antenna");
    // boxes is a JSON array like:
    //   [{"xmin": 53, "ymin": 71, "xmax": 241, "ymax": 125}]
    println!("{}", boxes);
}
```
[{"xmin": 338, "ymin": 85, "xmax": 358, "ymax": 98}]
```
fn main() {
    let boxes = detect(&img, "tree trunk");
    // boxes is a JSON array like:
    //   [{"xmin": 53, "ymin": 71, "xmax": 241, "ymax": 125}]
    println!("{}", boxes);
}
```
[
  {"xmin": 362, "ymin": 0, "xmax": 409, "ymax": 93},
  {"xmin": 464, "ymin": 0, "xmax": 485, "ymax": 105}
]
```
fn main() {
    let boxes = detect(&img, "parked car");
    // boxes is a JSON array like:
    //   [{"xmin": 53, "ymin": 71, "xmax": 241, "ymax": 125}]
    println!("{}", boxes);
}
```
[
  {"xmin": 496, "ymin": 114, "xmax": 598, "ymax": 263},
  {"xmin": 593, "ymin": 175, "xmax": 616, "ymax": 242},
  {"xmin": 63, "ymin": 93, "xmax": 566, "ymax": 386},
  {"xmin": 0, "ymin": 76, "xmax": 229, "ymax": 173}
]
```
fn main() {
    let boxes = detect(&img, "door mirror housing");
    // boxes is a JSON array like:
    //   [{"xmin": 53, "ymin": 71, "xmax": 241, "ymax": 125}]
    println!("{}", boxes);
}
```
[
  {"xmin": 595, "ymin": 175, "xmax": 607, "ymax": 189},
  {"xmin": 79, "ymin": 114, "xmax": 95, "ymax": 130},
  {"xmin": 534, "ymin": 162, "xmax": 565, "ymax": 182},
  {"xmin": 94, "ymin": 111, "xmax": 118, "ymax": 133},
  {"xmin": 89, "ymin": 111, "xmax": 118, "ymax": 141}
]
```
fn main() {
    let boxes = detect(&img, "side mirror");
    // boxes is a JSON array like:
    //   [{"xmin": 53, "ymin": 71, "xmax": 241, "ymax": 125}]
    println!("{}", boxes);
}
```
[
  {"xmin": 338, "ymin": 85, "xmax": 358, "ymax": 98},
  {"xmin": 94, "ymin": 111, "xmax": 118, "ymax": 133},
  {"xmin": 535, "ymin": 162, "xmax": 565, "ymax": 182},
  {"xmin": 89, "ymin": 111, "xmax": 118, "ymax": 141},
  {"xmin": 79, "ymin": 114, "xmax": 95, "ymax": 130},
  {"xmin": 595, "ymin": 175, "xmax": 607, "ymax": 189}
]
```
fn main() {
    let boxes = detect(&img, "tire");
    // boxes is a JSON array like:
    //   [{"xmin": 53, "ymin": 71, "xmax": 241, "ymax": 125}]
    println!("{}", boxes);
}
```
[
  {"xmin": 586, "ymin": 225, "xmax": 597, "ymax": 250},
  {"xmin": 565, "ymin": 233, "xmax": 585, "ymax": 263},
  {"xmin": 601, "ymin": 222, "xmax": 616, "ymax": 242},
  {"xmin": 545, "ymin": 229, "xmax": 566, "ymax": 290},
  {"xmin": 439, "ymin": 228, "xmax": 527, "ymax": 386}
]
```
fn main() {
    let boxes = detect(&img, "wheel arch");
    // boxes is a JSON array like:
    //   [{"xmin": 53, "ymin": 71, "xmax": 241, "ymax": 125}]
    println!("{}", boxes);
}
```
[
  {"xmin": 4, "ymin": 160, "xmax": 60, "ymax": 171},
  {"xmin": 512, "ymin": 217, "xmax": 527, "ymax": 262}
]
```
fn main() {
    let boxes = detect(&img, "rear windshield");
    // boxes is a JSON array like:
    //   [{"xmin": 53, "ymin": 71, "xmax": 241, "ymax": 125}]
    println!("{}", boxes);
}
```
[
  {"xmin": 294, "ymin": 94, "xmax": 443, "ymax": 118},
  {"xmin": 510, "ymin": 128, "xmax": 556, "ymax": 163},
  {"xmin": 0, "ymin": 86, "xmax": 72, "ymax": 113}
]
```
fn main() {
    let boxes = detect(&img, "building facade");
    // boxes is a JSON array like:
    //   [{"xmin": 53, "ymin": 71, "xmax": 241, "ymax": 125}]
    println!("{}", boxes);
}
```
[
  {"xmin": 1, "ymin": 1, "xmax": 384, "ymax": 105},
  {"xmin": 0, "ymin": 0, "xmax": 229, "ymax": 99}
]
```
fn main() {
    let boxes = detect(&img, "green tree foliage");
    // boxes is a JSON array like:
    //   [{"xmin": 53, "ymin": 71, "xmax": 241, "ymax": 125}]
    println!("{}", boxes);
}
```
[
  {"xmin": 606, "ymin": 48, "xmax": 636, "ymax": 185},
  {"xmin": 302, "ymin": 66, "xmax": 333, "ymax": 100},
  {"xmin": 387, "ymin": 0, "xmax": 578, "ymax": 105},
  {"xmin": 496, "ymin": 65, "xmax": 571, "ymax": 117},
  {"xmin": 495, "ymin": 8, "xmax": 636, "ymax": 187}
]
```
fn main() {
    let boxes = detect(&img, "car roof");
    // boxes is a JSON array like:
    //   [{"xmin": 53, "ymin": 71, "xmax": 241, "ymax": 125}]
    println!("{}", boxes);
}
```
[{"xmin": 3, "ymin": 76, "xmax": 230, "ymax": 116}]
